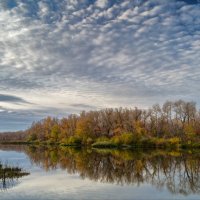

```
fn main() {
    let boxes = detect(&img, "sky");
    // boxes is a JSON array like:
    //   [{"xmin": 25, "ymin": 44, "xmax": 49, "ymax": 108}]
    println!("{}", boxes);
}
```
[{"xmin": 0, "ymin": 0, "xmax": 200, "ymax": 131}]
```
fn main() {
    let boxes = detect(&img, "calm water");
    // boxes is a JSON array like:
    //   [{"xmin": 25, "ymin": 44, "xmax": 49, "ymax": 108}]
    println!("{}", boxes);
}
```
[{"xmin": 0, "ymin": 146, "xmax": 200, "ymax": 200}]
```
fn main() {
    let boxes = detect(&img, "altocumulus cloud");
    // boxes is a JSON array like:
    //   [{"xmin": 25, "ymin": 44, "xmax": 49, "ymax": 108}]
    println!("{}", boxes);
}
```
[{"xmin": 0, "ymin": 0, "xmax": 200, "ymax": 131}]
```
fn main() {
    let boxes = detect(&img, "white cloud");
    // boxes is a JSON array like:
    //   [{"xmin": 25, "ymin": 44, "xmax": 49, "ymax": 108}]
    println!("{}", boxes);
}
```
[
  {"xmin": 95, "ymin": 0, "xmax": 108, "ymax": 8},
  {"xmin": 0, "ymin": 0, "xmax": 200, "ymax": 130}
]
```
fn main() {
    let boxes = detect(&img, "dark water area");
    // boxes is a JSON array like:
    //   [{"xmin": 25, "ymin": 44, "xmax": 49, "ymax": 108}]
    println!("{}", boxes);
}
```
[{"xmin": 0, "ymin": 145, "xmax": 200, "ymax": 200}]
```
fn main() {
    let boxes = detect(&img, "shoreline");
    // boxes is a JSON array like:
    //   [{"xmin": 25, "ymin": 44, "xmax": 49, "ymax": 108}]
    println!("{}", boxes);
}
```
[{"xmin": 1, "ymin": 141, "xmax": 200, "ymax": 150}]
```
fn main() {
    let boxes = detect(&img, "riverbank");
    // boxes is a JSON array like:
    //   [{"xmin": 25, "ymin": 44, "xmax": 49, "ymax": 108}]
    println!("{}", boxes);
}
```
[{"xmin": 1, "ymin": 137, "xmax": 200, "ymax": 150}]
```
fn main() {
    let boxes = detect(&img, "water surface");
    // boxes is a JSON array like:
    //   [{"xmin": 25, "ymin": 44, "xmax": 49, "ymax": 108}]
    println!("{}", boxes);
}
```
[{"xmin": 0, "ymin": 145, "xmax": 200, "ymax": 200}]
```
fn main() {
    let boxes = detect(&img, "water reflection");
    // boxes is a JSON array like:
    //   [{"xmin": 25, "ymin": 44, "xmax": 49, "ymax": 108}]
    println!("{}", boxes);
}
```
[
  {"xmin": 1, "ymin": 145, "xmax": 200, "ymax": 196},
  {"xmin": 0, "ymin": 162, "xmax": 29, "ymax": 190}
]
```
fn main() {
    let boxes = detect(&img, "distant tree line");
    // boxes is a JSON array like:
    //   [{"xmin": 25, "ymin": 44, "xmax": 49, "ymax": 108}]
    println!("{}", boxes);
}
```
[
  {"xmin": 0, "ymin": 131, "xmax": 27, "ymax": 143},
  {"xmin": 1, "ymin": 100, "xmax": 200, "ymax": 148}
]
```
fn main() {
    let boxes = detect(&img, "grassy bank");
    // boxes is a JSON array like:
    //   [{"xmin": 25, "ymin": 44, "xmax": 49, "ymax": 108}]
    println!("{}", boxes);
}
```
[{"xmin": 1, "ymin": 135, "xmax": 200, "ymax": 150}]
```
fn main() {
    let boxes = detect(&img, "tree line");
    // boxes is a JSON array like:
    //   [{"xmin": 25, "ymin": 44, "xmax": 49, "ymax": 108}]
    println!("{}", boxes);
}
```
[{"xmin": 0, "ymin": 100, "xmax": 200, "ymax": 147}]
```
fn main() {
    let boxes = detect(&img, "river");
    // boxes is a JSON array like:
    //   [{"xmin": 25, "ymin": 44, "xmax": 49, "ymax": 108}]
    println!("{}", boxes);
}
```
[{"xmin": 0, "ymin": 145, "xmax": 200, "ymax": 200}]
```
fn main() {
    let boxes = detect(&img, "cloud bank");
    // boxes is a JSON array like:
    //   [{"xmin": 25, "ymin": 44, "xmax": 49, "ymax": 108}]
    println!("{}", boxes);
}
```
[{"xmin": 0, "ymin": 0, "xmax": 200, "ymax": 131}]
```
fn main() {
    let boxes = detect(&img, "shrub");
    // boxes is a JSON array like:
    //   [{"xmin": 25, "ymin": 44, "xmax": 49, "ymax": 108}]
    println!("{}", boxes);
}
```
[
  {"xmin": 120, "ymin": 133, "xmax": 134, "ymax": 145},
  {"xmin": 111, "ymin": 136, "xmax": 122, "ymax": 146},
  {"xmin": 86, "ymin": 137, "xmax": 94, "ymax": 145},
  {"xmin": 167, "ymin": 137, "xmax": 180, "ymax": 148},
  {"xmin": 68, "ymin": 136, "xmax": 82, "ymax": 145},
  {"xmin": 96, "ymin": 136, "xmax": 110, "ymax": 142},
  {"xmin": 111, "ymin": 133, "xmax": 134, "ymax": 146},
  {"xmin": 92, "ymin": 141, "xmax": 118, "ymax": 148},
  {"xmin": 27, "ymin": 133, "xmax": 37, "ymax": 141}
]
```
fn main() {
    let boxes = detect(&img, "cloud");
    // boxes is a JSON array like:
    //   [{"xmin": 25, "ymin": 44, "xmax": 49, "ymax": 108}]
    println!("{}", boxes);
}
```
[
  {"xmin": 69, "ymin": 104, "xmax": 98, "ymax": 110},
  {"xmin": 0, "ymin": 94, "xmax": 29, "ymax": 103},
  {"xmin": 95, "ymin": 0, "xmax": 108, "ymax": 8},
  {"xmin": 0, "ymin": 0, "xmax": 200, "ymax": 131}
]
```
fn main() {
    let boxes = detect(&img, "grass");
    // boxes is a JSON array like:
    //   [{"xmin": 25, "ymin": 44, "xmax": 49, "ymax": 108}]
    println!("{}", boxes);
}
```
[
  {"xmin": 92, "ymin": 141, "xmax": 118, "ymax": 148},
  {"xmin": 2, "ymin": 136, "xmax": 200, "ymax": 150}
]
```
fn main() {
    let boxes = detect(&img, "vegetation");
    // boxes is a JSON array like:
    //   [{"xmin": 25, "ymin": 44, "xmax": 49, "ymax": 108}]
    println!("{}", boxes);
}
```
[
  {"xmin": 1, "ymin": 100, "xmax": 200, "ymax": 149},
  {"xmin": 0, "ymin": 162, "xmax": 29, "ymax": 190}
]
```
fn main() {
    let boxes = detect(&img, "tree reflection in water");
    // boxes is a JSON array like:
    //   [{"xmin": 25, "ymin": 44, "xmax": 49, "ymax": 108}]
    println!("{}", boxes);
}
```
[
  {"xmin": 23, "ymin": 147, "xmax": 200, "ymax": 195},
  {"xmin": 1, "ymin": 145, "xmax": 200, "ymax": 195},
  {"xmin": 0, "ymin": 162, "xmax": 29, "ymax": 190}
]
